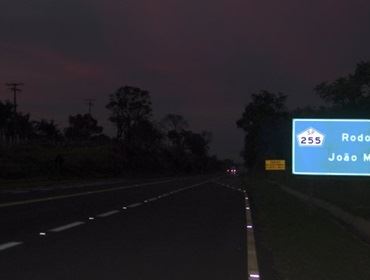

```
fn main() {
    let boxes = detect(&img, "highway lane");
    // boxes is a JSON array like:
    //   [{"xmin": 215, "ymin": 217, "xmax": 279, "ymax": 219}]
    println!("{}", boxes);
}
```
[
  {"xmin": 0, "ymin": 176, "xmax": 247, "ymax": 280},
  {"xmin": 0, "ymin": 176, "xmax": 212, "ymax": 242},
  {"xmin": 0, "ymin": 176, "xmax": 191, "ymax": 204}
]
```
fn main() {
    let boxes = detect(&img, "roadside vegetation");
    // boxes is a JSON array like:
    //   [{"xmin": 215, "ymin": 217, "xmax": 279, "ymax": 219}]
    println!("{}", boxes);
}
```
[
  {"xmin": 237, "ymin": 61, "xmax": 370, "ymax": 173},
  {"xmin": 246, "ymin": 177, "xmax": 370, "ymax": 280},
  {"xmin": 283, "ymin": 175, "xmax": 370, "ymax": 220},
  {"xmin": 0, "ymin": 86, "xmax": 227, "ymax": 182},
  {"xmin": 237, "ymin": 61, "xmax": 370, "ymax": 219},
  {"xmin": 238, "ymin": 61, "xmax": 370, "ymax": 279}
]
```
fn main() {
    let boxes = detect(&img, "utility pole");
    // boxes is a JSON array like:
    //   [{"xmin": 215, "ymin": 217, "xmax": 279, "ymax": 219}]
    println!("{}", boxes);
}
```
[
  {"xmin": 85, "ymin": 98, "xmax": 95, "ymax": 115},
  {"xmin": 5, "ymin": 82, "xmax": 24, "ymax": 114}
]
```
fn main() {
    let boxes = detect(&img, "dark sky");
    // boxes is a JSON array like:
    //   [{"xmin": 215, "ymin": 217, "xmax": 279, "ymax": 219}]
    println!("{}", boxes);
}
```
[{"xmin": 1, "ymin": 0, "xmax": 370, "ymax": 160}]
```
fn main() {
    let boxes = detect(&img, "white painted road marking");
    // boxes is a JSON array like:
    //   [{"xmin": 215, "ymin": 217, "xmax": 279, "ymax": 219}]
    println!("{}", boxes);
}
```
[
  {"xmin": 212, "ymin": 180, "xmax": 261, "ymax": 279},
  {"xmin": 97, "ymin": 210, "xmax": 120, "ymax": 217},
  {"xmin": 0, "ymin": 242, "xmax": 23, "ymax": 251},
  {"xmin": 49, "ymin": 222, "xmax": 85, "ymax": 232},
  {"xmin": 128, "ymin": 203, "xmax": 142, "ymax": 208},
  {"xmin": 8, "ymin": 179, "xmax": 215, "ymax": 243},
  {"xmin": 0, "ymin": 178, "xmax": 179, "ymax": 209}
]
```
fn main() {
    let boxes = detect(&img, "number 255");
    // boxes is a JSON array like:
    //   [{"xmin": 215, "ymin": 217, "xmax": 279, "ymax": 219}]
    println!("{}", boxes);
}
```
[{"xmin": 300, "ymin": 136, "xmax": 321, "ymax": 144}]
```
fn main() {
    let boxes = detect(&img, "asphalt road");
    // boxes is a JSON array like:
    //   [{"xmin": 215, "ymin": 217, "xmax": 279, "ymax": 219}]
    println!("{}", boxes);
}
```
[{"xmin": 0, "ymin": 176, "xmax": 247, "ymax": 280}]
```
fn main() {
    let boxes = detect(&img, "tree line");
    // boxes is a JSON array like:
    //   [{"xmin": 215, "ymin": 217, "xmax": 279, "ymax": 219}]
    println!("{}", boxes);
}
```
[
  {"xmin": 237, "ymin": 61, "xmax": 370, "ymax": 171},
  {"xmin": 0, "ymin": 85, "xmax": 224, "ymax": 179}
]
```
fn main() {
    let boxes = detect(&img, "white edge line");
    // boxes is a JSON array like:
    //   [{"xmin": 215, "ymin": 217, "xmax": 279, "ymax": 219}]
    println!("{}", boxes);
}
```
[
  {"xmin": 245, "ymin": 192, "xmax": 260, "ymax": 279},
  {"xmin": 97, "ymin": 210, "xmax": 120, "ymax": 217},
  {"xmin": 0, "ymin": 242, "xmax": 23, "ymax": 251},
  {"xmin": 128, "ymin": 203, "xmax": 142, "ymax": 208},
  {"xmin": 49, "ymin": 221, "xmax": 85, "ymax": 232}
]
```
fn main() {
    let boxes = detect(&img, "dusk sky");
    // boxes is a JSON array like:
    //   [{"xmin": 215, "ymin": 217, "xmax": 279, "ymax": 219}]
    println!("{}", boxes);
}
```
[{"xmin": 1, "ymin": 0, "xmax": 370, "ymax": 160}]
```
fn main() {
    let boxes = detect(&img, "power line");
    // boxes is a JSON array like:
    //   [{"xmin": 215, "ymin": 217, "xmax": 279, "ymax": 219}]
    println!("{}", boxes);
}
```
[{"xmin": 5, "ymin": 82, "xmax": 24, "ymax": 114}]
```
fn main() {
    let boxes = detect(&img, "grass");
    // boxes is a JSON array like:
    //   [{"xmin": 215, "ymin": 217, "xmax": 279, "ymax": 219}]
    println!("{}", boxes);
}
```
[
  {"xmin": 283, "ymin": 175, "xmax": 370, "ymax": 220},
  {"xmin": 246, "ymin": 176, "xmax": 370, "ymax": 280}
]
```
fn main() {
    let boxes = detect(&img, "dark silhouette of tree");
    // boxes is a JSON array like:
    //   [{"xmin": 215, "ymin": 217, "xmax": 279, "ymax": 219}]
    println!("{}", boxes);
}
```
[
  {"xmin": 128, "ymin": 120, "xmax": 165, "ymax": 171},
  {"xmin": 184, "ymin": 131, "xmax": 211, "ymax": 157},
  {"xmin": 160, "ymin": 114, "xmax": 188, "ymax": 171},
  {"xmin": 315, "ymin": 61, "xmax": 370, "ymax": 117},
  {"xmin": 237, "ymin": 90, "xmax": 289, "ymax": 169},
  {"xmin": 0, "ymin": 83, "xmax": 224, "ymax": 179},
  {"xmin": 64, "ymin": 113, "xmax": 103, "ymax": 142},
  {"xmin": 15, "ymin": 113, "xmax": 33, "ymax": 142},
  {"xmin": 161, "ymin": 114, "xmax": 189, "ymax": 132},
  {"xmin": 159, "ymin": 113, "xmax": 215, "ymax": 173},
  {"xmin": 0, "ymin": 101, "xmax": 35, "ymax": 144},
  {"xmin": 106, "ymin": 86, "xmax": 156, "ymax": 172},
  {"xmin": 161, "ymin": 114, "xmax": 189, "ymax": 152},
  {"xmin": 183, "ymin": 130, "xmax": 211, "ymax": 173},
  {"xmin": 0, "ymin": 101, "xmax": 14, "ymax": 143},
  {"xmin": 32, "ymin": 119, "xmax": 62, "ymax": 143},
  {"xmin": 106, "ymin": 86, "xmax": 152, "ymax": 141}
]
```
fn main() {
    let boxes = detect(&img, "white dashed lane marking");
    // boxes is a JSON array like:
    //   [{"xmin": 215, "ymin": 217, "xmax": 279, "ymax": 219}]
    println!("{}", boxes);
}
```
[
  {"xmin": 49, "ymin": 222, "xmax": 85, "ymax": 232},
  {"xmin": 97, "ymin": 210, "xmax": 120, "ymax": 217},
  {"xmin": 128, "ymin": 203, "xmax": 142, "ymax": 208},
  {"xmin": 0, "ymin": 242, "xmax": 23, "ymax": 251},
  {"xmin": 0, "ymin": 178, "xmax": 216, "ymax": 253}
]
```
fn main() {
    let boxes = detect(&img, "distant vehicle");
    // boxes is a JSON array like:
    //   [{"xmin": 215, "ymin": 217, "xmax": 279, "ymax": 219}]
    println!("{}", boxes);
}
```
[{"xmin": 226, "ymin": 167, "xmax": 238, "ymax": 175}]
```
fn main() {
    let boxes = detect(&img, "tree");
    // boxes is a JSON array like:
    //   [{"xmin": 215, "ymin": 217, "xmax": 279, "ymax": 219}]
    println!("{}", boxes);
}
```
[
  {"xmin": 183, "ymin": 131, "xmax": 208, "ymax": 156},
  {"xmin": 32, "ymin": 119, "xmax": 62, "ymax": 143},
  {"xmin": 0, "ymin": 101, "xmax": 14, "ymax": 143},
  {"xmin": 106, "ymin": 86, "xmax": 152, "ymax": 141},
  {"xmin": 64, "ymin": 114, "xmax": 103, "ymax": 141},
  {"xmin": 237, "ymin": 90, "xmax": 289, "ymax": 169},
  {"xmin": 161, "ymin": 114, "xmax": 189, "ymax": 149},
  {"xmin": 0, "ymin": 101, "xmax": 35, "ymax": 144},
  {"xmin": 315, "ymin": 61, "xmax": 370, "ymax": 116},
  {"xmin": 161, "ymin": 114, "xmax": 189, "ymax": 132},
  {"xmin": 15, "ymin": 113, "xmax": 34, "ymax": 142},
  {"xmin": 126, "ymin": 120, "xmax": 165, "ymax": 171}
]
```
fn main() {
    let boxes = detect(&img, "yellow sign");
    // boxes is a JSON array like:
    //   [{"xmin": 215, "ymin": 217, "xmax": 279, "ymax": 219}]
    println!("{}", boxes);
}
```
[{"xmin": 265, "ymin": 160, "xmax": 286, "ymax": 171}]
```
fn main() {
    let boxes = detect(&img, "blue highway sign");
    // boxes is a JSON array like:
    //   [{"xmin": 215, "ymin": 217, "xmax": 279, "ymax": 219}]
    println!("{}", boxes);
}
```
[{"xmin": 292, "ymin": 119, "xmax": 370, "ymax": 176}]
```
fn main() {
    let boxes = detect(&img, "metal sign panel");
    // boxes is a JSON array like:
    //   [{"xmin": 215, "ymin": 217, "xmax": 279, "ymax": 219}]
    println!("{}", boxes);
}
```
[
  {"xmin": 265, "ymin": 160, "xmax": 286, "ymax": 170},
  {"xmin": 292, "ymin": 119, "xmax": 370, "ymax": 176}
]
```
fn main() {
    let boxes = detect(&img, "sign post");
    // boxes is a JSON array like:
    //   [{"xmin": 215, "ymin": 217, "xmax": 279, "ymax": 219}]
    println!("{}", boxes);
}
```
[{"xmin": 292, "ymin": 119, "xmax": 370, "ymax": 176}]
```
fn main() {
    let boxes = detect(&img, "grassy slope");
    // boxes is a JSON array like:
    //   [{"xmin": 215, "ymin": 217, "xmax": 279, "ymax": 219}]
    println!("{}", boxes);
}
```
[
  {"xmin": 287, "ymin": 176, "xmax": 370, "ymax": 219},
  {"xmin": 247, "ymin": 177, "xmax": 370, "ymax": 280}
]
